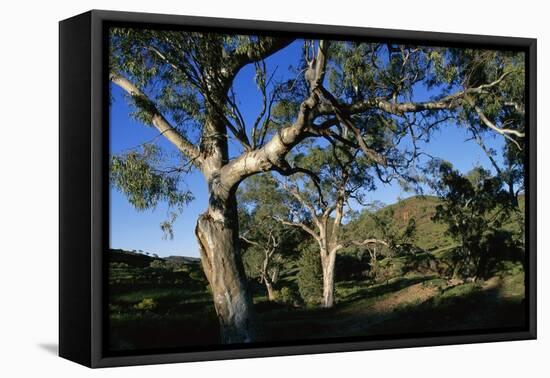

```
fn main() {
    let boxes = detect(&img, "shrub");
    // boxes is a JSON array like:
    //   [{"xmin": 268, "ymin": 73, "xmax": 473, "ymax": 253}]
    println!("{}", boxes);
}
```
[
  {"xmin": 277, "ymin": 286, "xmax": 299, "ymax": 305},
  {"xmin": 335, "ymin": 251, "xmax": 370, "ymax": 281},
  {"xmin": 189, "ymin": 269, "xmax": 206, "ymax": 282},
  {"xmin": 134, "ymin": 298, "xmax": 157, "ymax": 311},
  {"xmin": 149, "ymin": 259, "xmax": 166, "ymax": 269},
  {"xmin": 297, "ymin": 247, "xmax": 323, "ymax": 306}
]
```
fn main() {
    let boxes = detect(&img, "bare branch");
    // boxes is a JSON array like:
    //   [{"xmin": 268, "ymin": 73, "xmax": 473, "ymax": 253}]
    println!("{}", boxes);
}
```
[
  {"xmin": 273, "ymin": 216, "xmax": 320, "ymax": 242},
  {"xmin": 504, "ymin": 101, "xmax": 525, "ymax": 115},
  {"xmin": 219, "ymin": 88, "xmax": 322, "ymax": 190},
  {"xmin": 351, "ymin": 238, "xmax": 388, "ymax": 247},
  {"xmin": 228, "ymin": 37, "xmax": 295, "ymax": 80},
  {"xmin": 463, "ymin": 95, "xmax": 525, "ymax": 149},
  {"xmin": 239, "ymin": 234, "xmax": 260, "ymax": 247},
  {"xmin": 110, "ymin": 73, "xmax": 203, "ymax": 166},
  {"xmin": 317, "ymin": 86, "xmax": 388, "ymax": 166},
  {"xmin": 317, "ymin": 70, "xmax": 521, "ymax": 117},
  {"xmin": 218, "ymin": 40, "xmax": 331, "ymax": 191}
]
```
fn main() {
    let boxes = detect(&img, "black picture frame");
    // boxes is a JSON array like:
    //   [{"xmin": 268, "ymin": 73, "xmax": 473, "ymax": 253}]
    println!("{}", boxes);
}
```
[{"xmin": 59, "ymin": 9, "xmax": 537, "ymax": 368}]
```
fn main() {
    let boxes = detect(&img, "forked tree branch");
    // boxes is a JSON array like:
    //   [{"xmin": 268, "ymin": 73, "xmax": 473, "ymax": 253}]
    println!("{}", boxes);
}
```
[
  {"xmin": 317, "ymin": 86, "xmax": 388, "ymax": 166},
  {"xmin": 463, "ymin": 95, "xmax": 524, "ymax": 149},
  {"xmin": 228, "ymin": 37, "xmax": 295, "ymax": 80}
]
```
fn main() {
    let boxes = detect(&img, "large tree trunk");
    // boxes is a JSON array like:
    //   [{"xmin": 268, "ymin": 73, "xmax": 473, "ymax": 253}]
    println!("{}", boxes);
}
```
[
  {"xmin": 264, "ymin": 279, "xmax": 276, "ymax": 301},
  {"xmin": 320, "ymin": 249, "xmax": 337, "ymax": 308},
  {"xmin": 195, "ymin": 191, "xmax": 258, "ymax": 343}
]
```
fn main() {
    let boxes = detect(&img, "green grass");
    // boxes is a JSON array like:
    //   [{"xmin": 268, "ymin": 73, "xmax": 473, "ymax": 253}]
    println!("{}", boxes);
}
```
[
  {"xmin": 108, "ymin": 262, "xmax": 526, "ymax": 350},
  {"xmin": 106, "ymin": 194, "xmax": 526, "ymax": 351}
]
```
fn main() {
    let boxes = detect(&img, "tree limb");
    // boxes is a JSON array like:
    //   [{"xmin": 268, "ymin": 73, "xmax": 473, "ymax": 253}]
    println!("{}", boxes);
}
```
[
  {"xmin": 273, "ymin": 216, "xmax": 320, "ymax": 243},
  {"xmin": 228, "ymin": 37, "xmax": 295, "ymax": 80},
  {"xmin": 463, "ymin": 95, "xmax": 525, "ymax": 149},
  {"xmin": 317, "ymin": 86, "xmax": 388, "ymax": 166},
  {"xmin": 110, "ymin": 73, "xmax": 203, "ymax": 166},
  {"xmin": 317, "ymin": 70, "xmax": 519, "ymax": 117},
  {"xmin": 351, "ymin": 238, "xmax": 389, "ymax": 247}
]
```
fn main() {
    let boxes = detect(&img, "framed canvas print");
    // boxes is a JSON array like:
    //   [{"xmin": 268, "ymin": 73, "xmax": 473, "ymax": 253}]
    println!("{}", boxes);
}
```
[{"xmin": 59, "ymin": 10, "xmax": 536, "ymax": 368}]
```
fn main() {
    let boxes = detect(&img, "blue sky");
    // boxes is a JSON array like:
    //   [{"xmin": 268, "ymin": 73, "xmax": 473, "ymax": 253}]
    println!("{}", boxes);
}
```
[{"xmin": 109, "ymin": 40, "xmax": 505, "ymax": 258}]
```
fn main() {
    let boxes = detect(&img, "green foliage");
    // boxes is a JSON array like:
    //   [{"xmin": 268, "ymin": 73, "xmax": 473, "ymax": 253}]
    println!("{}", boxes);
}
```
[
  {"xmin": 239, "ymin": 174, "xmax": 303, "ymax": 284},
  {"xmin": 134, "ymin": 298, "xmax": 157, "ymax": 311},
  {"xmin": 276, "ymin": 286, "xmax": 299, "ymax": 305},
  {"xmin": 432, "ymin": 163, "xmax": 514, "ymax": 278},
  {"xmin": 149, "ymin": 259, "xmax": 166, "ymax": 269},
  {"xmin": 293, "ymin": 145, "xmax": 375, "ymax": 203},
  {"xmin": 106, "ymin": 30, "xmax": 527, "ymax": 346},
  {"xmin": 108, "ymin": 249, "xmax": 205, "ymax": 287},
  {"xmin": 348, "ymin": 196, "xmax": 445, "ymax": 252},
  {"xmin": 110, "ymin": 145, "xmax": 192, "ymax": 211},
  {"xmin": 371, "ymin": 207, "xmax": 418, "ymax": 256},
  {"xmin": 297, "ymin": 245, "xmax": 323, "ymax": 306},
  {"xmin": 335, "ymin": 250, "xmax": 371, "ymax": 281},
  {"xmin": 110, "ymin": 145, "xmax": 193, "ymax": 238}
]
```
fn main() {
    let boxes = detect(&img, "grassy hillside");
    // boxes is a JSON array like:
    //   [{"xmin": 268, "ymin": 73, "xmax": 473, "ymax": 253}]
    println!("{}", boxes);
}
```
[
  {"xmin": 350, "ymin": 194, "xmax": 525, "ymax": 253},
  {"xmin": 107, "ymin": 246, "xmax": 525, "ymax": 351},
  {"xmin": 106, "ymin": 195, "xmax": 526, "ymax": 352}
]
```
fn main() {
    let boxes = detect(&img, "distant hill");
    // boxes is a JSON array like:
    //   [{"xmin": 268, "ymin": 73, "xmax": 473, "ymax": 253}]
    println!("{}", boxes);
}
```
[
  {"xmin": 109, "ymin": 249, "xmax": 200, "ymax": 267},
  {"xmin": 164, "ymin": 255, "xmax": 201, "ymax": 265},
  {"xmin": 109, "ymin": 248, "xmax": 159, "ymax": 267},
  {"xmin": 350, "ymin": 194, "xmax": 525, "ymax": 253},
  {"xmin": 378, "ymin": 196, "xmax": 453, "ymax": 252}
]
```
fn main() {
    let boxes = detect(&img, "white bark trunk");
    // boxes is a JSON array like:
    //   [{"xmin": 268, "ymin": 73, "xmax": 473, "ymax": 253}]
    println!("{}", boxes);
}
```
[
  {"xmin": 320, "ymin": 248, "xmax": 337, "ymax": 308},
  {"xmin": 265, "ymin": 280, "xmax": 276, "ymax": 301},
  {"xmin": 195, "ymin": 190, "xmax": 258, "ymax": 343}
]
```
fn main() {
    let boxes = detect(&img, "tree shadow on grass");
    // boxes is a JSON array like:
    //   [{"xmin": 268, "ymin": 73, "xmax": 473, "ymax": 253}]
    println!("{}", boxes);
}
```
[
  {"xmin": 106, "ymin": 274, "xmax": 525, "ymax": 350},
  {"xmin": 339, "ymin": 275, "xmax": 437, "ymax": 304},
  {"xmin": 262, "ymin": 278, "xmax": 525, "ymax": 343},
  {"xmin": 364, "ymin": 284, "xmax": 526, "ymax": 337}
]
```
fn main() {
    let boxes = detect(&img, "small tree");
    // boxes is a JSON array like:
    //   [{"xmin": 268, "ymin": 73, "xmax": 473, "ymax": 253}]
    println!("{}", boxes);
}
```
[
  {"xmin": 432, "ymin": 163, "xmax": 510, "ymax": 279},
  {"xmin": 297, "ymin": 244, "xmax": 323, "ymax": 306},
  {"xmin": 239, "ymin": 175, "xmax": 300, "ymax": 301},
  {"xmin": 344, "ymin": 203, "xmax": 416, "ymax": 280},
  {"xmin": 273, "ymin": 144, "xmax": 382, "ymax": 308}
]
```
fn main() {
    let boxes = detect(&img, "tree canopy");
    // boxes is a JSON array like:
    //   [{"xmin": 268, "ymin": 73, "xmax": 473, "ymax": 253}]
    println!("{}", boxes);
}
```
[{"xmin": 108, "ymin": 27, "xmax": 526, "ymax": 341}]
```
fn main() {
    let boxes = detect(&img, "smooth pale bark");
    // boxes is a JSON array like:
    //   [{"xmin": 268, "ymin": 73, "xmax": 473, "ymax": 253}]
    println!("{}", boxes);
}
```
[
  {"xmin": 195, "ymin": 189, "xmax": 259, "ymax": 343},
  {"xmin": 264, "ymin": 280, "xmax": 276, "ymax": 302},
  {"xmin": 320, "ymin": 247, "xmax": 338, "ymax": 308},
  {"xmin": 261, "ymin": 248, "xmax": 279, "ymax": 302},
  {"xmin": 112, "ymin": 67, "xmax": 260, "ymax": 342},
  {"xmin": 317, "ymin": 203, "xmax": 344, "ymax": 309}
]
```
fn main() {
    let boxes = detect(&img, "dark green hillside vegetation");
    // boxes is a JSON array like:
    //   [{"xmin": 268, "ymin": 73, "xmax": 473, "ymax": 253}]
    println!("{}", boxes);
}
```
[{"xmin": 108, "ymin": 249, "xmax": 217, "ymax": 350}]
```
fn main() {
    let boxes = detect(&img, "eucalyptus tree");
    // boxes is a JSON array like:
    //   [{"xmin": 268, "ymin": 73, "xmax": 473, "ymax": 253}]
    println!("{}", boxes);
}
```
[
  {"xmin": 272, "ymin": 145, "xmax": 380, "ymax": 308},
  {"xmin": 432, "ymin": 164, "xmax": 511, "ymax": 279},
  {"xmin": 109, "ymin": 28, "xmax": 526, "ymax": 342},
  {"xmin": 238, "ymin": 175, "xmax": 300, "ymax": 301},
  {"xmin": 461, "ymin": 50, "xmax": 526, "ymax": 209},
  {"xmin": 344, "ymin": 203, "xmax": 418, "ymax": 280}
]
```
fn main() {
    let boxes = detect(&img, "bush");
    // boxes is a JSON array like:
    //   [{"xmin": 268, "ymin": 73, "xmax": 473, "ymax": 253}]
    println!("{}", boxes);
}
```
[
  {"xmin": 335, "ymin": 251, "xmax": 370, "ymax": 281},
  {"xmin": 134, "ymin": 298, "xmax": 157, "ymax": 311},
  {"xmin": 149, "ymin": 260, "xmax": 166, "ymax": 269},
  {"xmin": 277, "ymin": 286, "xmax": 299, "ymax": 305},
  {"xmin": 189, "ymin": 269, "xmax": 206, "ymax": 283},
  {"xmin": 297, "ymin": 247, "xmax": 323, "ymax": 306}
]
